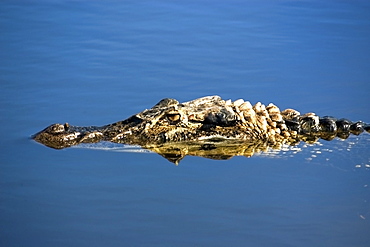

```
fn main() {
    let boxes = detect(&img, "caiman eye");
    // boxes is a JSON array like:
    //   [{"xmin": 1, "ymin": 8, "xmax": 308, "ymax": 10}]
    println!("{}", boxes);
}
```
[{"xmin": 166, "ymin": 113, "xmax": 181, "ymax": 123}]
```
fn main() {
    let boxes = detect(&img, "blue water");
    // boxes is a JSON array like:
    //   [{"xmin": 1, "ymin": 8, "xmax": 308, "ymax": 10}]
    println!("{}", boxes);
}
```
[{"xmin": 1, "ymin": 1, "xmax": 370, "ymax": 246}]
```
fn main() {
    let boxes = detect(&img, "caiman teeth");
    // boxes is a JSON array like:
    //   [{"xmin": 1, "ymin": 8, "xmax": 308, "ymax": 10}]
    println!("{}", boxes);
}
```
[{"xmin": 198, "ymin": 135, "xmax": 237, "ymax": 141}]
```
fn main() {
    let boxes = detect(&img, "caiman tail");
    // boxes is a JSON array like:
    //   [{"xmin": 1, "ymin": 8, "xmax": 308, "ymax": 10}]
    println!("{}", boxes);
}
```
[{"xmin": 281, "ymin": 109, "xmax": 370, "ymax": 141}]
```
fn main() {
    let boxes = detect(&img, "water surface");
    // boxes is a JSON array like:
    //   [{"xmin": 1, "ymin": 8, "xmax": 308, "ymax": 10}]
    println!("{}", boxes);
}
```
[{"xmin": 1, "ymin": 1, "xmax": 370, "ymax": 246}]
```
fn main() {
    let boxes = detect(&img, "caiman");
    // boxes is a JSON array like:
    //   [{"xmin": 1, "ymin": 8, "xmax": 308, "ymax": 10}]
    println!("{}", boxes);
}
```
[{"xmin": 33, "ymin": 96, "xmax": 369, "ymax": 163}]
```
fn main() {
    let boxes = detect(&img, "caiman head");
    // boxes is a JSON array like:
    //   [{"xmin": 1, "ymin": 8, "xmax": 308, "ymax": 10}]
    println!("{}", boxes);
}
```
[{"xmin": 34, "ymin": 95, "xmax": 279, "ymax": 150}]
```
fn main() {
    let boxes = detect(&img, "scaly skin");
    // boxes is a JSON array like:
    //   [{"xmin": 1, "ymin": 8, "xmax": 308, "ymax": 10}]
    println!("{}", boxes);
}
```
[{"xmin": 33, "ymin": 96, "xmax": 369, "ymax": 162}]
